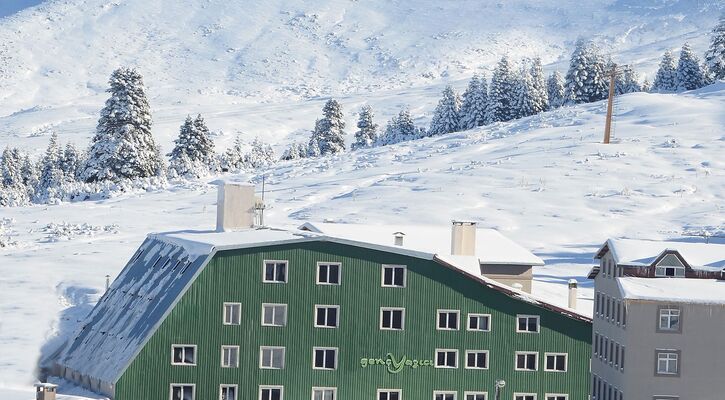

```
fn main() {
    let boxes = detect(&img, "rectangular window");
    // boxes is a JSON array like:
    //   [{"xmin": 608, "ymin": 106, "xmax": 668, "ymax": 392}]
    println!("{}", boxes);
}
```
[
  {"xmin": 171, "ymin": 345, "xmax": 196, "ymax": 366},
  {"xmin": 382, "ymin": 265, "xmax": 406, "ymax": 287},
  {"xmin": 259, "ymin": 386, "xmax": 283, "ymax": 400},
  {"xmin": 465, "ymin": 350, "xmax": 489, "ymax": 369},
  {"xmin": 467, "ymin": 314, "xmax": 491, "ymax": 331},
  {"xmin": 658, "ymin": 308, "xmax": 681, "ymax": 331},
  {"xmin": 437, "ymin": 310, "xmax": 460, "ymax": 330},
  {"xmin": 313, "ymin": 347, "xmax": 338, "ymax": 370},
  {"xmin": 656, "ymin": 350, "xmax": 679, "ymax": 376},
  {"xmin": 170, "ymin": 384, "xmax": 195, "ymax": 400},
  {"xmin": 544, "ymin": 353, "xmax": 567, "ymax": 372},
  {"xmin": 315, "ymin": 305, "xmax": 340, "ymax": 328},
  {"xmin": 220, "ymin": 385, "xmax": 237, "ymax": 400},
  {"xmin": 434, "ymin": 392, "xmax": 457, "ymax": 400},
  {"xmin": 435, "ymin": 349, "xmax": 458, "ymax": 368},
  {"xmin": 545, "ymin": 395, "xmax": 567, "ymax": 400},
  {"xmin": 377, "ymin": 389, "xmax": 402, "ymax": 400},
  {"xmin": 655, "ymin": 265, "xmax": 685, "ymax": 278},
  {"xmin": 260, "ymin": 346, "xmax": 285, "ymax": 369},
  {"xmin": 312, "ymin": 387, "xmax": 336, "ymax": 400},
  {"xmin": 263, "ymin": 260, "xmax": 288, "ymax": 283},
  {"xmin": 262, "ymin": 303, "xmax": 288, "ymax": 327},
  {"xmin": 380, "ymin": 307, "xmax": 405, "ymax": 330},
  {"xmin": 514, "ymin": 394, "xmax": 536, "ymax": 400},
  {"xmin": 515, "ymin": 352, "xmax": 538, "ymax": 371},
  {"xmin": 621, "ymin": 346, "xmax": 625, "ymax": 371},
  {"xmin": 614, "ymin": 343, "xmax": 620, "ymax": 368},
  {"xmin": 317, "ymin": 263, "xmax": 341, "ymax": 285},
  {"xmin": 465, "ymin": 393, "xmax": 487, "ymax": 400},
  {"xmin": 516, "ymin": 315, "xmax": 540, "ymax": 333},
  {"xmin": 223, "ymin": 303, "xmax": 241, "ymax": 325},
  {"xmin": 221, "ymin": 346, "xmax": 239, "ymax": 368}
]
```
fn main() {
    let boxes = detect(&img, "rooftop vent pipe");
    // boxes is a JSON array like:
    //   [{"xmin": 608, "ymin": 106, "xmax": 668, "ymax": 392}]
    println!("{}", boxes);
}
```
[
  {"xmin": 451, "ymin": 221, "xmax": 477, "ymax": 256},
  {"xmin": 568, "ymin": 279, "xmax": 578, "ymax": 309},
  {"xmin": 393, "ymin": 232, "xmax": 405, "ymax": 246},
  {"xmin": 216, "ymin": 182, "xmax": 256, "ymax": 232}
]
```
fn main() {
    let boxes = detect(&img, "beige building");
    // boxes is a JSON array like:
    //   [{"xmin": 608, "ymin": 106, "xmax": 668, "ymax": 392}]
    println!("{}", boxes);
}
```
[{"xmin": 589, "ymin": 239, "xmax": 725, "ymax": 400}]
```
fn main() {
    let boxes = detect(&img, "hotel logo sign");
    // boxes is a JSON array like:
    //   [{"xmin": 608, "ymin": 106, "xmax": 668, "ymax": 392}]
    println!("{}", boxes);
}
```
[{"xmin": 360, "ymin": 353, "xmax": 434, "ymax": 374}]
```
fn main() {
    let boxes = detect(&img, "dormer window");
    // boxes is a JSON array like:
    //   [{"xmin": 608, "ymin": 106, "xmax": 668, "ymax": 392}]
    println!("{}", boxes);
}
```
[{"xmin": 654, "ymin": 254, "xmax": 685, "ymax": 278}]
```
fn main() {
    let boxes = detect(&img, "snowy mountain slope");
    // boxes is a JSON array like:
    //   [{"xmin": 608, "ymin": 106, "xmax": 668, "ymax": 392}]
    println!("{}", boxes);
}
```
[
  {"xmin": 1, "ymin": 85, "xmax": 723, "ymax": 398},
  {"xmin": 0, "ymin": 0, "xmax": 722, "ymax": 155}
]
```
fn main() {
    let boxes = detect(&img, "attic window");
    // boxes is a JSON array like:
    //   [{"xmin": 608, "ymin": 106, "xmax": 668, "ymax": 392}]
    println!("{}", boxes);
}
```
[{"xmin": 654, "ymin": 254, "xmax": 685, "ymax": 278}]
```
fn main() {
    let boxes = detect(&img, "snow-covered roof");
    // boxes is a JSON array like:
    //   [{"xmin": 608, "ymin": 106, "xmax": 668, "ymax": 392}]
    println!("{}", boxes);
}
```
[
  {"xmin": 617, "ymin": 277, "xmax": 725, "ymax": 305},
  {"xmin": 299, "ymin": 222, "xmax": 544, "ymax": 266},
  {"xmin": 596, "ymin": 238, "xmax": 725, "ymax": 271}
]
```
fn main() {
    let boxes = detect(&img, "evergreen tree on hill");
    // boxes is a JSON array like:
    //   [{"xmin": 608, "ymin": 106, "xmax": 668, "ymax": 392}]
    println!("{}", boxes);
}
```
[
  {"xmin": 652, "ymin": 51, "xmax": 678, "ymax": 92},
  {"xmin": 281, "ymin": 142, "xmax": 308, "ymax": 161},
  {"xmin": 1, "ymin": 147, "xmax": 23, "ymax": 189},
  {"xmin": 676, "ymin": 43, "xmax": 706, "ymax": 91},
  {"xmin": 705, "ymin": 14, "xmax": 725, "ymax": 80},
  {"xmin": 245, "ymin": 137, "xmax": 276, "ymax": 169},
  {"xmin": 429, "ymin": 85, "xmax": 461, "ymax": 135},
  {"xmin": 60, "ymin": 143, "xmax": 83, "ymax": 182},
  {"xmin": 615, "ymin": 64, "xmax": 642, "ymax": 94},
  {"xmin": 377, "ymin": 108, "xmax": 419, "ymax": 146},
  {"xmin": 35, "ymin": 133, "xmax": 65, "ymax": 202},
  {"xmin": 20, "ymin": 154, "xmax": 38, "ymax": 200},
  {"xmin": 547, "ymin": 71, "xmax": 566, "ymax": 109},
  {"xmin": 564, "ymin": 40, "xmax": 608, "ymax": 104},
  {"xmin": 529, "ymin": 58, "xmax": 549, "ymax": 113},
  {"xmin": 220, "ymin": 135, "xmax": 246, "ymax": 172},
  {"xmin": 512, "ymin": 67, "xmax": 537, "ymax": 119},
  {"xmin": 168, "ymin": 114, "xmax": 216, "ymax": 177},
  {"xmin": 458, "ymin": 74, "xmax": 488, "ymax": 130},
  {"xmin": 487, "ymin": 56, "xmax": 517, "ymax": 123},
  {"xmin": 308, "ymin": 99, "xmax": 346, "ymax": 156},
  {"xmin": 352, "ymin": 105, "xmax": 378, "ymax": 150}
]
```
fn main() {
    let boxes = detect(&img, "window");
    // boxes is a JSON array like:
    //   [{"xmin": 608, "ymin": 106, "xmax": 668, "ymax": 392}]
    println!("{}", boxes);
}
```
[
  {"xmin": 465, "ymin": 393, "xmax": 487, "ymax": 400},
  {"xmin": 514, "ymin": 394, "xmax": 536, "ymax": 400},
  {"xmin": 654, "ymin": 254, "xmax": 686, "ymax": 278},
  {"xmin": 220, "ymin": 385, "xmax": 237, "ymax": 400},
  {"xmin": 263, "ymin": 260, "xmax": 288, "ymax": 283},
  {"xmin": 221, "ymin": 346, "xmax": 239, "ymax": 368},
  {"xmin": 658, "ymin": 307, "xmax": 681, "ymax": 332},
  {"xmin": 317, "ymin": 263, "xmax": 341, "ymax": 285},
  {"xmin": 259, "ymin": 386, "xmax": 283, "ymax": 400},
  {"xmin": 545, "ymin": 395, "xmax": 568, "ymax": 400},
  {"xmin": 380, "ymin": 307, "xmax": 405, "ymax": 330},
  {"xmin": 377, "ymin": 389, "xmax": 401, "ymax": 400},
  {"xmin": 382, "ymin": 265, "xmax": 406, "ymax": 287},
  {"xmin": 656, "ymin": 350, "xmax": 679, "ymax": 376},
  {"xmin": 315, "ymin": 305, "xmax": 339, "ymax": 328},
  {"xmin": 171, "ymin": 345, "xmax": 196, "ymax": 366},
  {"xmin": 467, "ymin": 314, "xmax": 491, "ymax": 331},
  {"xmin": 435, "ymin": 349, "xmax": 458, "ymax": 368},
  {"xmin": 437, "ymin": 310, "xmax": 460, "ymax": 330},
  {"xmin": 465, "ymin": 350, "xmax": 489, "ymax": 369},
  {"xmin": 516, "ymin": 315, "xmax": 539, "ymax": 333},
  {"xmin": 544, "ymin": 353, "xmax": 567, "ymax": 372},
  {"xmin": 260, "ymin": 346, "xmax": 285, "ymax": 369},
  {"xmin": 312, "ymin": 387, "xmax": 336, "ymax": 400},
  {"xmin": 515, "ymin": 352, "xmax": 538, "ymax": 371},
  {"xmin": 313, "ymin": 347, "xmax": 338, "ymax": 370},
  {"xmin": 171, "ymin": 384, "xmax": 195, "ymax": 400},
  {"xmin": 434, "ymin": 392, "xmax": 457, "ymax": 400},
  {"xmin": 262, "ymin": 303, "xmax": 288, "ymax": 327},
  {"xmin": 223, "ymin": 303, "xmax": 241, "ymax": 325}
]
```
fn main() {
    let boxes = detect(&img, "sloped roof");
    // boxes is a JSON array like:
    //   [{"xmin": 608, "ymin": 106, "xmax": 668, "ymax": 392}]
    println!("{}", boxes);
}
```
[
  {"xmin": 617, "ymin": 277, "xmax": 725, "ymax": 305},
  {"xmin": 594, "ymin": 238, "xmax": 724, "ymax": 271}
]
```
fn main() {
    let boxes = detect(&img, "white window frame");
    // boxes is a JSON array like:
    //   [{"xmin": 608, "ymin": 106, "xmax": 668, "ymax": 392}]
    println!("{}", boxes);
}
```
[
  {"xmin": 316, "ymin": 262, "xmax": 342, "ymax": 285},
  {"xmin": 514, "ymin": 351, "xmax": 539, "ymax": 371},
  {"xmin": 437, "ymin": 309, "xmax": 460, "ymax": 330},
  {"xmin": 381, "ymin": 264, "xmax": 407, "ymax": 288},
  {"xmin": 377, "ymin": 389, "xmax": 402, "ymax": 400},
  {"xmin": 171, "ymin": 344, "xmax": 197, "ymax": 366},
  {"xmin": 464, "ymin": 350, "xmax": 489, "ymax": 370},
  {"xmin": 544, "ymin": 352, "xmax": 568, "ymax": 372},
  {"xmin": 314, "ymin": 305, "xmax": 340, "ymax": 328},
  {"xmin": 656, "ymin": 351, "xmax": 679, "ymax": 375},
  {"xmin": 263, "ymin": 260, "xmax": 288, "ymax": 283},
  {"xmin": 544, "ymin": 394, "xmax": 568, "ymax": 400},
  {"xmin": 658, "ymin": 308, "xmax": 681, "ymax": 331},
  {"xmin": 464, "ymin": 392, "xmax": 488, "ymax": 400},
  {"xmin": 223, "ymin": 302, "xmax": 241, "ymax": 326},
  {"xmin": 259, "ymin": 386, "xmax": 284, "ymax": 400},
  {"xmin": 467, "ymin": 313, "xmax": 491, "ymax": 332},
  {"xmin": 220, "ymin": 384, "xmax": 238, "ymax": 400},
  {"xmin": 261, "ymin": 303, "xmax": 288, "ymax": 327},
  {"xmin": 259, "ymin": 346, "xmax": 286, "ymax": 370},
  {"xmin": 434, "ymin": 348, "xmax": 459, "ymax": 369},
  {"xmin": 312, "ymin": 347, "xmax": 339, "ymax": 370},
  {"xmin": 513, "ymin": 394, "xmax": 537, "ymax": 400},
  {"xmin": 220, "ymin": 345, "xmax": 239, "ymax": 368},
  {"xmin": 433, "ymin": 391, "xmax": 458, "ymax": 400},
  {"xmin": 170, "ymin": 383, "xmax": 195, "ymax": 400},
  {"xmin": 380, "ymin": 307, "xmax": 405, "ymax": 331},
  {"xmin": 516, "ymin": 314, "xmax": 540, "ymax": 333},
  {"xmin": 311, "ymin": 387, "xmax": 337, "ymax": 400}
]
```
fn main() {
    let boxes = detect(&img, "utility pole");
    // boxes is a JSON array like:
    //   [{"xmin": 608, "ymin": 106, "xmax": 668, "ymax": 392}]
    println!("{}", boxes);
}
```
[{"xmin": 603, "ymin": 64, "xmax": 617, "ymax": 144}]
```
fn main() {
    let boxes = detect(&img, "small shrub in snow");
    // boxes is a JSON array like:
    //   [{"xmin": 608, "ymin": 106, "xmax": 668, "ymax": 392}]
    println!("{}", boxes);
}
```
[{"xmin": 41, "ymin": 222, "xmax": 120, "ymax": 242}]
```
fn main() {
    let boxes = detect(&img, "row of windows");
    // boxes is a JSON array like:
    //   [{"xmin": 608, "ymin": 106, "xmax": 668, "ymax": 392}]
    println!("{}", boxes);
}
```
[
  {"xmin": 170, "ymin": 385, "xmax": 569, "ymax": 400},
  {"xmin": 593, "ymin": 292, "xmax": 626, "ymax": 327},
  {"xmin": 171, "ymin": 345, "xmax": 568, "ymax": 372},
  {"xmin": 591, "ymin": 374, "xmax": 623, "ymax": 400},
  {"xmin": 599, "ymin": 259, "xmax": 622, "ymax": 278},
  {"xmin": 263, "ymin": 261, "xmax": 407, "ymax": 287},
  {"xmin": 593, "ymin": 333, "xmax": 625, "ymax": 372}
]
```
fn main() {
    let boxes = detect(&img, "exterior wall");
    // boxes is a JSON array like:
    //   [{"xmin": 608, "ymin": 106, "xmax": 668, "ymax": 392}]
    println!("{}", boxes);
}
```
[
  {"xmin": 116, "ymin": 241, "xmax": 591, "ymax": 400},
  {"xmin": 480, "ymin": 264, "xmax": 533, "ymax": 293}
]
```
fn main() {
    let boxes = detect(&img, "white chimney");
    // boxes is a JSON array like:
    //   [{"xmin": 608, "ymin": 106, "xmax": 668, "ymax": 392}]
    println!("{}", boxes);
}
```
[
  {"xmin": 216, "ymin": 182, "xmax": 256, "ymax": 232},
  {"xmin": 568, "ymin": 279, "xmax": 578, "ymax": 309},
  {"xmin": 451, "ymin": 221, "xmax": 477, "ymax": 256},
  {"xmin": 393, "ymin": 232, "xmax": 405, "ymax": 246}
]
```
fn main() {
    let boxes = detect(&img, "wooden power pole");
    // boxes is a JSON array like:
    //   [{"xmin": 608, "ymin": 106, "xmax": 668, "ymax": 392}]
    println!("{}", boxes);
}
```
[{"xmin": 603, "ymin": 64, "xmax": 617, "ymax": 144}]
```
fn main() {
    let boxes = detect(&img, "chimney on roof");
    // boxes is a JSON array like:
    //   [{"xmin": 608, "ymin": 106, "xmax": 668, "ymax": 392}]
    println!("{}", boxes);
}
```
[
  {"xmin": 393, "ymin": 232, "xmax": 405, "ymax": 246},
  {"xmin": 451, "ymin": 221, "xmax": 477, "ymax": 256},
  {"xmin": 216, "ymin": 182, "xmax": 256, "ymax": 232},
  {"xmin": 568, "ymin": 279, "xmax": 578, "ymax": 309}
]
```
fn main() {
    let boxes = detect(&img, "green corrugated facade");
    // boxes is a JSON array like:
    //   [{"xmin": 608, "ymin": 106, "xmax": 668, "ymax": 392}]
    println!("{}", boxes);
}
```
[{"xmin": 116, "ymin": 241, "xmax": 591, "ymax": 399}]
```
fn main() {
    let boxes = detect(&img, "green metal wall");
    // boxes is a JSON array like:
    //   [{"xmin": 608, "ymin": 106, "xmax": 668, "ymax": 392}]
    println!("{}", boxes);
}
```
[{"xmin": 116, "ymin": 241, "xmax": 591, "ymax": 399}]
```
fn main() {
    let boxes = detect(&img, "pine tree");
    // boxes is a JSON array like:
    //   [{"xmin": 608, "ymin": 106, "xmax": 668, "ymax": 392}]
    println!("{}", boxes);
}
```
[
  {"xmin": 652, "ymin": 51, "xmax": 678, "ymax": 92},
  {"xmin": 564, "ymin": 40, "xmax": 608, "ymax": 104},
  {"xmin": 486, "ymin": 56, "xmax": 518, "ymax": 123},
  {"xmin": 458, "ymin": 74, "xmax": 488, "ymax": 130},
  {"xmin": 60, "ymin": 143, "xmax": 82, "ymax": 181},
  {"xmin": 81, "ymin": 68, "xmax": 162, "ymax": 182},
  {"xmin": 378, "ymin": 108, "xmax": 418, "ymax": 145},
  {"xmin": 281, "ymin": 142, "xmax": 308, "ymax": 161},
  {"xmin": 308, "ymin": 99, "xmax": 346, "ymax": 156},
  {"xmin": 352, "ymin": 105, "xmax": 378, "ymax": 150},
  {"xmin": 36, "ymin": 133, "xmax": 65, "ymax": 202},
  {"xmin": 245, "ymin": 137, "xmax": 276, "ymax": 169},
  {"xmin": 168, "ymin": 115, "xmax": 216, "ymax": 177},
  {"xmin": 676, "ymin": 43, "xmax": 706, "ymax": 91},
  {"xmin": 1, "ymin": 147, "xmax": 23, "ymax": 189},
  {"xmin": 642, "ymin": 77, "xmax": 652, "ymax": 92},
  {"xmin": 705, "ymin": 14, "xmax": 725, "ymax": 80},
  {"xmin": 20, "ymin": 154, "xmax": 38, "ymax": 200},
  {"xmin": 512, "ymin": 67, "xmax": 537, "ymax": 119},
  {"xmin": 547, "ymin": 71, "xmax": 566, "ymax": 109},
  {"xmin": 615, "ymin": 64, "xmax": 642, "ymax": 94},
  {"xmin": 220, "ymin": 136, "xmax": 246, "ymax": 172},
  {"xmin": 428, "ymin": 85, "xmax": 461, "ymax": 135}
]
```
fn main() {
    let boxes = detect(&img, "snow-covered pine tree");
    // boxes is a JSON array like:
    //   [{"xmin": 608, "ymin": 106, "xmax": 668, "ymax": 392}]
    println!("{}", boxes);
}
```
[
  {"xmin": 530, "ymin": 58, "xmax": 549, "ymax": 112},
  {"xmin": 60, "ymin": 143, "xmax": 82, "ymax": 182},
  {"xmin": 220, "ymin": 135, "xmax": 246, "ymax": 172},
  {"xmin": 705, "ymin": 14, "xmax": 725, "ymax": 80},
  {"xmin": 564, "ymin": 40, "xmax": 608, "ymax": 104},
  {"xmin": 652, "ymin": 51, "xmax": 678, "ymax": 92},
  {"xmin": 615, "ymin": 64, "xmax": 642, "ymax": 94},
  {"xmin": 81, "ymin": 67, "xmax": 163, "ymax": 182},
  {"xmin": 377, "ymin": 108, "xmax": 418, "ymax": 146},
  {"xmin": 281, "ymin": 142, "xmax": 308, "ymax": 161},
  {"xmin": 511, "ymin": 66, "xmax": 536, "ymax": 119},
  {"xmin": 168, "ymin": 115, "xmax": 217, "ymax": 177},
  {"xmin": 676, "ymin": 43, "xmax": 706, "ymax": 91},
  {"xmin": 642, "ymin": 77, "xmax": 652, "ymax": 92},
  {"xmin": 428, "ymin": 85, "xmax": 461, "ymax": 135},
  {"xmin": 1, "ymin": 147, "xmax": 23, "ymax": 189},
  {"xmin": 486, "ymin": 56, "xmax": 517, "ymax": 123},
  {"xmin": 352, "ymin": 105, "xmax": 378, "ymax": 150},
  {"xmin": 20, "ymin": 154, "xmax": 38, "ymax": 200},
  {"xmin": 458, "ymin": 74, "xmax": 488, "ymax": 130},
  {"xmin": 245, "ymin": 137, "xmax": 276, "ymax": 169},
  {"xmin": 547, "ymin": 71, "xmax": 566, "ymax": 109},
  {"xmin": 35, "ymin": 133, "xmax": 65, "ymax": 202},
  {"xmin": 308, "ymin": 99, "xmax": 346, "ymax": 156}
]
